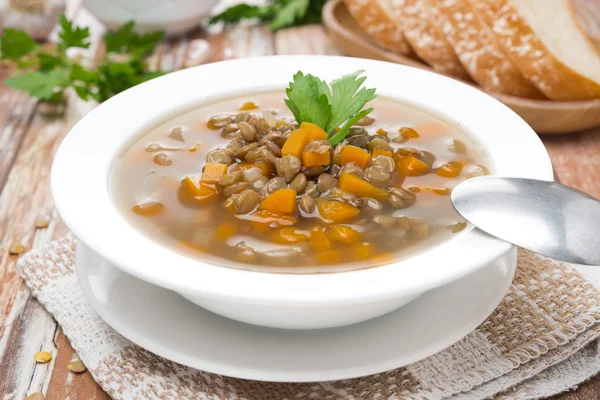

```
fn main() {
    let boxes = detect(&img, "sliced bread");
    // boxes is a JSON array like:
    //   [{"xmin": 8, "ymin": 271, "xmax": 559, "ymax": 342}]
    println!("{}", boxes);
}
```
[
  {"xmin": 472, "ymin": 0, "xmax": 600, "ymax": 100},
  {"xmin": 389, "ymin": 0, "xmax": 471, "ymax": 80},
  {"xmin": 344, "ymin": 0, "xmax": 415, "ymax": 57},
  {"xmin": 424, "ymin": 0, "xmax": 544, "ymax": 98}
]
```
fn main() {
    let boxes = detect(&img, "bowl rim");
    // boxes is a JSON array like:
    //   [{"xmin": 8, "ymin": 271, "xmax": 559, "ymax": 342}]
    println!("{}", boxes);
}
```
[{"xmin": 51, "ymin": 55, "xmax": 553, "ymax": 304}]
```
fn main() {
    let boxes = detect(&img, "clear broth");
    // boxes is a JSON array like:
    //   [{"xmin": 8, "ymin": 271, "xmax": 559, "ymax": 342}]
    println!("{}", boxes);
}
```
[{"xmin": 111, "ymin": 92, "xmax": 491, "ymax": 273}]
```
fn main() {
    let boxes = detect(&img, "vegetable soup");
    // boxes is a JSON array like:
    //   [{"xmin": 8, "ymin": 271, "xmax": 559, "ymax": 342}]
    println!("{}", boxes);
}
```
[{"xmin": 111, "ymin": 73, "xmax": 491, "ymax": 272}]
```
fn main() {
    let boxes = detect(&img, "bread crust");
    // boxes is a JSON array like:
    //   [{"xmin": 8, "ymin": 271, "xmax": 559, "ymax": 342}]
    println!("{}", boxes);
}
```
[
  {"xmin": 426, "ymin": 0, "xmax": 544, "ymax": 98},
  {"xmin": 344, "ymin": 0, "xmax": 415, "ymax": 56},
  {"xmin": 472, "ymin": 0, "xmax": 600, "ymax": 100},
  {"xmin": 390, "ymin": 0, "xmax": 470, "ymax": 80}
]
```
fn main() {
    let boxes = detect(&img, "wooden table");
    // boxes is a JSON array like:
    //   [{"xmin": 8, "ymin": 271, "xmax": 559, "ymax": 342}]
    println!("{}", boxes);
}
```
[{"xmin": 1, "ymin": 3, "xmax": 600, "ymax": 399}]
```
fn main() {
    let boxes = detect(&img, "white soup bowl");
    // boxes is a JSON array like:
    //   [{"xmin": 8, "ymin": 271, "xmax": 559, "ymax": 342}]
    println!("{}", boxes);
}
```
[{"xmin": 51, "ymin": 56, "xmax": 553, "ymax": 329}]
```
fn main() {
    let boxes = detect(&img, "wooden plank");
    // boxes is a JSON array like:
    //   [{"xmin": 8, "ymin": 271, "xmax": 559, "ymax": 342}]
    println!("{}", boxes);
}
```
[
  {"xmin": 46, "ymin": 333, "xmax": 110, "ymax": 400},
  {"xmin": 0, "ymin": 95, "xmax": 96, "ymax": 399},
  {"xmin": 219, "ymin": 24, "xmax": 275, "ymax": 60},
  {"xmin": 274, "ymin": 25, "xmax": 343, "ymax": 55},
  {"xmin": 542, "ymin": 127, "xmax": 600, "ymax": 198},
  {"xmin": 0, "ymin": 71, "xmax": 38, "ymax": 193},
  {"xmin": 551, "ymin": 374, "xmax": 600, "ymax": 400},
  {"xmin": 0, "ymin": 4, "xmax": 106, "ymax": 399},
  {"xmin": 0, "ymin": 0, "xmax": 90, "ymax": 195},
  {"xmin": 0, "ymin": 288, "xmax": 58, "ymax": 398}
]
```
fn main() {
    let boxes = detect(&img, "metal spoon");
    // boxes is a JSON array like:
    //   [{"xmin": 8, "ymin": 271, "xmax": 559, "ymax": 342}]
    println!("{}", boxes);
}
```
[{"xmin": 451, "ymin": 176, "xmax": 600, "ymax": 265}]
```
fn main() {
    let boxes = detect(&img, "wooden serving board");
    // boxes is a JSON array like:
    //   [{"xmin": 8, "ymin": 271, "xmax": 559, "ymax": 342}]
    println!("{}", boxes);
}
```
[{"xmin": 322, "ymin": 0, "xmax": 600, "ymax": 135}]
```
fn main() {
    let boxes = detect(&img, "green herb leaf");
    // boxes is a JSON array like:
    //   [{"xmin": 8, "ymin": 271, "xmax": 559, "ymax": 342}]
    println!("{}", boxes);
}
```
[
  {"xmin": 3, "ymin": 16, "xmax": 166, "ymax": 104},
  {"xmin": 93, "ymin": 58, "xmax": 162, "ymax": 103},
  {"xmin": 0, "ymin": 29, "xmax": 39, "ymax": 60},
  {"xmin": 5, "ymin": 70, "xmax": 69, "ymax": 100},
  {"xmin": 58, "ymin": 14, "xmax": 90, "ymax": 49},
  {"xmin": 105, "ymin": 21, "xmax": 164, "ymax": 57},
  {"xmin": 107, "ymin": 61, "xmax": 137, "ymax": 76},
  {"xmin": 303, "ymin": 0, "xmax": 327, "ymax": 24},
  {"xmin": 285, "ymin": 70, "xmax": 376, "ymax": 145},
  {"xmin": 284, "ymin": 71, "xmax": 332, "ymax": 129},
  {"xmin": 37, "ymin": 53, "xmax": 64, "ymax": 71},
  {"xmin": 16, "ymin": 58, "xmax": 38, "ymax": 69},
  {"xmin": 132, "ymin": 31, "xmax": 165, "ymax": 56},
  {"xmin": 327, "ymin": 108, "xmax": 374, "ymax": 146},
  {"xmin": 210, "ymin": 4, "xmax": 275, "ymax": 24},
  {"xmin": 135, "ymin": 71, "xmax": 165, "ymax": 84},
  {"xmin": 209, "ymin": 0, "xmax": 325, "ymax": 30},
  {"xmin": 269, "ymin": 0, "xmax": 310, "ymax": 30},
  {"xmin": 70, "ymin": 63, "xmax": 99, "ymax": 83},
  {"xmin": 73, "ymin": 84, "xmax": 92, "ymax": 101},
  {"xmin": 325, "ymin": 70, "xmax": 376, "ymax": 133},
  {"xmin": 105, "ymin": 21, "xmax": 135, "ymax": 53}
]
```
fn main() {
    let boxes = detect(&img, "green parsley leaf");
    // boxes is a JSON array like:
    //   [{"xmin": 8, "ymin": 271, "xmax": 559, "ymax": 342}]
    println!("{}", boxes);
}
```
[
  {"xmin": 106, "ymin": 61, "xmax": 137, "ymax": 76},
  {"xmin": 134, "ymin": 71, "xmax": 165, "ymax": 84},
  {"xmin": 0, "ymin": 29, "xmax": 39, "ymax": 60},
  {"xmin": 93, "ymin": 59, "xmax": 161, "ymax": 102},
  {"xmin": 270, "ymin": 0, "xmax": 310, "ymax": 30},
  {"xmin": 16, "ymin": 58, "xmax": 38, "ymax": 69},
  {"xmin": 70, "ymin": 63, "xmax": 99, "ymax": 83},
  {"xmin": 284, "ymin": 71, "xmax": 332, "ymax": 129},
  {"xmin": 327, "ymin": 108, "xmax": 374, "ymax": 146},
  {"xmin": 37, "ymin": 53, "xmax": 64, "ymax": 71},
  {"xmin": 3, "ymin": 16, "xmax": 165, "ymax": 105},
  {"xmin": 69, "ymin": 64, "xmax": 99, "ymax": 101},
  {"xmin": 325, "ymin": 70, "xmax": 376, "ymax": 133},
  {"xmin": 5, "ymin": 70, "xmax": 69, "ymax": 100},
  {"xmin": 209, "ymin": 0, "xmax": 325, "ymax": 30},
  {"xmin": 132, "ymin": 31, "xmax": 165, "ymax": 56},
  {"xmin": 73, "ymin": 84, "xmax": 92, "ymax": 101},
  {"xmin": 210, "ymin": 4, "xmax": 275, "ymax": 24},
  {"xmin": 285, "ymin": 70, "xmax": 376, "ymax": 145},
  {"xmin": 105, "ymin": 21, "xmax": 135, "ymax": 53},
  {"xmin": 105, "ymin": 21, "xmax": 164, "ymax": 57},
  {"xmin": 303, "ymin": 0, "xmax": 327, "ymax": 24},
  {"xmin": 58, "ymin": 14, "xmax": 90, "ymax": 49}
]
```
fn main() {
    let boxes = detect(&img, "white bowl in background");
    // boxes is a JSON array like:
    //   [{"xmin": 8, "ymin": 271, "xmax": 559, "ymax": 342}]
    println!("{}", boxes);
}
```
[
  {"xmin": 51, "ymin": 56, "xmax": 553, "ymax": 329},
  {"xmin": 83, "ymin": 0, "xmax": 220, "ymax": 37}
]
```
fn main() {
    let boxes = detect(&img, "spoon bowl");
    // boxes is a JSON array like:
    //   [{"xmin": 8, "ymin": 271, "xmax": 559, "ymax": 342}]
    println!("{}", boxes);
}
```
[{"xmin": 451, "ymin": 176, "xmax": 600, "ymax": 265}]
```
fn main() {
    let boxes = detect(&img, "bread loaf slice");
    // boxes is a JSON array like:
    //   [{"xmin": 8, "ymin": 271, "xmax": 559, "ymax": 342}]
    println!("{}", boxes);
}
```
[
  {"xmin": 390, "ymin": 0, "xmax": 470, "ymax": 80},
  {"xmin": 344, "ymin": 0, "xmax": 415, "ymax": 57},
  {"xmin": 472, "ymin": 0, "xmax": 600, "ymax": 100},
  {"xmin": 425, "ymin": 0, "xmax": 544, "ymax": 98}
]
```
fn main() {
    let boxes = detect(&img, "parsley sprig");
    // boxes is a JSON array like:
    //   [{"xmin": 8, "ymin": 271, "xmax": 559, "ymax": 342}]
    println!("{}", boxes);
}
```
[
  {"xmin": 210, "ymin": 0, "xmax": 326, "ymax": 31},
  {"xmin": 0, "ymin": 15, "xmax": 165, "ymax": 104},
  {"xmin": 285, "ymin": 70, "xmax": 377, "ymax": 145}
]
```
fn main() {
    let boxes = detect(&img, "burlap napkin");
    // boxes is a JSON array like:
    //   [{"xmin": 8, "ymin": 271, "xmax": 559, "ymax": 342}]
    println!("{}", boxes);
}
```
[{"xmin": 17, "ymin": 234, "xmax": 600, "ymax": 400}]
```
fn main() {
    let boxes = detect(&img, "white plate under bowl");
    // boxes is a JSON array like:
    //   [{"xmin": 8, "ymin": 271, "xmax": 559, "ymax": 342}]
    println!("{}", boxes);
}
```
[{"xmin": 76, "ymin": 241, "xmax": 516, "ymax": 382}]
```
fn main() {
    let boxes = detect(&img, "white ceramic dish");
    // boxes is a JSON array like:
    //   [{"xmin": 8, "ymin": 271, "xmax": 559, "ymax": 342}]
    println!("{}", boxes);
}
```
[
  {"xmin": 76, "ymin": 240, "xmax": 516, "ymax": 382},
  {"xmin": 82, "ymin": 0, "xmax": 219, "ymax": 37},
  {"xmin": 52, "ymin": 56, "xmax": 553, "ymax": 329}
]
